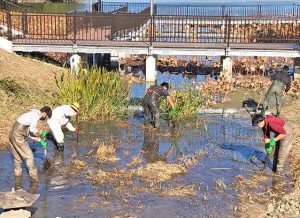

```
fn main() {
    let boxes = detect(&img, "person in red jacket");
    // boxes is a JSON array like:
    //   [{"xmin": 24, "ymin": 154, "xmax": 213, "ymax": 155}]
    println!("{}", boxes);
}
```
[{"xmin": 252, "ymin": 114, "xmax": 293, "ymax": 174}]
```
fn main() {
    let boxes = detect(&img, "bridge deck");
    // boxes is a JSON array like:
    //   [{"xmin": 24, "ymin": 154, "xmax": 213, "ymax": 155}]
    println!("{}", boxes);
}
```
[{"xmin": 11, "ymin": 39, "xmax": 300, "ymax": 57}]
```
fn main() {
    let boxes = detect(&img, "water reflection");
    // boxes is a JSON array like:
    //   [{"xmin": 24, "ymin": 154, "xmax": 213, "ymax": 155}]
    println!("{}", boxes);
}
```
[
  {"xmin": 142, "ymin": 130, "xmax": 175, "ymax": 163},
  {"xmin": 130, "ymin": 71, "xmax": 207, "ymax": 98}
]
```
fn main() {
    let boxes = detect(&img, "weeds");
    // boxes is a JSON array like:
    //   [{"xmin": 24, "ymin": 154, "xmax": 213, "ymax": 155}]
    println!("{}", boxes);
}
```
[
  {"xmin": 160, "ymin": 81, "xmax": 205, "ymax": 118},
  {"xmin": 55, "ymin": 67, "xmax": 130, "ymax": 119},
  {"xmin": 0, "ymin": 77, "xmax": 28, "ymax": 100}
]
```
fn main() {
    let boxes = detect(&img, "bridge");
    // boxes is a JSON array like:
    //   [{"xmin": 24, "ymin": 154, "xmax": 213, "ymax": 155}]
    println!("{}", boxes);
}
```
[{"xmin": 0, "ymin": 1, "xmax": 300, "ymax": 80}]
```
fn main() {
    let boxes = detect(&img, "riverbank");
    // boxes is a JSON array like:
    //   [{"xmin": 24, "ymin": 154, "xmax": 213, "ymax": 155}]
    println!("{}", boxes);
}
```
[{"xmin": 0, "ymin": 49, "xmax": 64, "ymax": 149}]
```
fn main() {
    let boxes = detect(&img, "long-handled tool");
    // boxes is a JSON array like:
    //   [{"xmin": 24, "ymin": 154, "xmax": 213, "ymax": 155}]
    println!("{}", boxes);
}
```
[
  {"xmin": 75, "ymin": 114, "xmax": 79, "ymax": 143},
  {"xmin": 165, "ymin": 142, "xmax": 175, "ymax": 160},
  {"xmin": 256, "ymin": 92, "xmax": 264, "ymax": 113},
  {"xmin": 71, "ymin": 115, "xmax": 79, "ymax": 158},
  {"xmin": 43, "ymin": 148, "xmax": 51, "ymax": 170},
  {"xmin": 261, "ymin": 152, "xmax": 270, "ymax": 172}
]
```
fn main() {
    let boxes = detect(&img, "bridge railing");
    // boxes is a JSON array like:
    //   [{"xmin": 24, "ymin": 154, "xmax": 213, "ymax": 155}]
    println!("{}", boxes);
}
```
[
  {"xmin": 153, "ymin": 15, "xmax": 300, "ymax": 44},
  {"xmin": 96, "ymin": 2, "xmax": 300, "ymax": 17},
  {"xmin": 156, "ymin": 3, "xmax": 300, "ymax": 17},
  {"xmin": 4, "ymin": 12, "xmax": 300, "ymax": 44},
  {"xmin": 95, "ymin": 1, "xmax": 150, "ymax": 14},
  {"xmin": 0, "ymin": 0, "xmax": 26, "ymax": 12},
  {"xmin": 229, "ymin": 16, "xmax": 300, "ymax": 43},
  {"xmin": 0, "ymin": 0, "xmax": 27, "ymax": 38}
]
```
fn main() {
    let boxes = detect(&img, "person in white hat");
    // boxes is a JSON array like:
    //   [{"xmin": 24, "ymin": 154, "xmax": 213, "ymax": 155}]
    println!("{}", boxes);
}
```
[{"xmin": 47, "ymin": 103, "xmax": 80, "ymax": 151}]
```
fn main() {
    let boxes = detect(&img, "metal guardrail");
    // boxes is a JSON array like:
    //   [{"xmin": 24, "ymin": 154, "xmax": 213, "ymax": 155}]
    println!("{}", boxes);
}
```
[
  {"xmin": 0, "ymin": 0, "xmax": 26, "ymax": 12},
  {"xmin": 97, "ymin": 2, "xmax": 300, "ymax": 17},
  {"xmin": 0, "ymin": 0, "xmax": 26, "ymax": 37},
  {"xmin": 156, "ymin": 3, "xmax": 300, "ymax": 17},
  {"xmin": 96, "ymin": 2, "xmax": 149, "ymax": 14},
  {"xmin": 3, "ymin": 1, "xmax": 299, "ymax": 17},
  {"xmin": 4, "ymin": 12, "xmax": 299, "ymax": 45}
]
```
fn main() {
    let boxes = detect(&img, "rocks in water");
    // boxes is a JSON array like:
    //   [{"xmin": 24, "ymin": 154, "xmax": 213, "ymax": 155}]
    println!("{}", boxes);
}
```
[
  {"xmin": 0, "ymin": 209, "xmax": 31, "ymax": 218},
  {"xmin": 0, "ymin": 188, "xmax": 39, "ymax": 209}
]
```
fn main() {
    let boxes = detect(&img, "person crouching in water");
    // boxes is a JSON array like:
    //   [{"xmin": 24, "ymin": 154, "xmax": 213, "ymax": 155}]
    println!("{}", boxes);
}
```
[
  {"xmin": 142, "ymin": 82, "xmax": 176, "ymax": 128},
  {"xmin": 9, "ymin": 106, "xmax": 52, "ymax": 182},
  {"xmin": 252, "ymin": 114, "xmax": 293, "ymax": 174},
  {"xmin": 47, "ymin": 103, "xmax": 79, "ymax": 151}
]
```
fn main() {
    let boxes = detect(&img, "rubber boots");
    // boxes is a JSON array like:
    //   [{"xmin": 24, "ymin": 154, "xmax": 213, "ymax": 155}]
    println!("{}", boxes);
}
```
[
  {"xmin": 53, "ymin": 139, "xmax": 64, "ymax": 151},
  {"xmin": 14, "ymin": 175, "xmax": 22, "ymax": 190},
  {"xmin": 29, "ymin": 179, "xmax": 38, "ymax": 194},
  {"xmin": 56, "ymin": 143, "xmax": 64, "ymax": 151}
]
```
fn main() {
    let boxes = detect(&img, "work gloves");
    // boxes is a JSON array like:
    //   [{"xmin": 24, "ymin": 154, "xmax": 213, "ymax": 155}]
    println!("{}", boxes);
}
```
[
  {"xmin": 265, "ymin": 138, "xmax": 276, "ymax": 154},
  {"xmin": 39, "ymin": 139, "xmax": 47, "ymax": 149},
  {"xmin": 170, "ymin": 107, "xmax": 178, "ymax": 117},
  {"xmin": 40, "ymin": 130, "xmax": 47, "ymax": 138}
]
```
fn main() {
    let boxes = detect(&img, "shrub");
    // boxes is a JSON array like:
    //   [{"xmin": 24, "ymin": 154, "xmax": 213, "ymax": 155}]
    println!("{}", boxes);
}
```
[{"xmin": 160, "ymin": 81, "xmax": 205, "ymax": 118}]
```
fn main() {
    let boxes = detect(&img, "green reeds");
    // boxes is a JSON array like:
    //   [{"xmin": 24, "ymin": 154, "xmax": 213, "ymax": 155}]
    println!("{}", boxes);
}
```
[
  {"xmin": 55, "ymin": 67, "xmax": 130, "ymax": 119},
  {"xmin": 160, "ymin": 81, "xmax": 205, "ymax": 118}
]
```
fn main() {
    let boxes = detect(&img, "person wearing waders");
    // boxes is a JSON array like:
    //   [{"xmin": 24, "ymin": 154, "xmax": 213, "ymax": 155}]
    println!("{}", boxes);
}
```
[
  {"xmin": 142, "ymin": 82, "xmax": 177, "ymax": 128},
  {"xmin": 9, "ymin": 106, "xmax": 52, "ymax": 184},
  {"xmin": 252, "ymin": 114, "xmax": 293, "ymax": 175},
  {"xmin": 47, "ymin": 103, "xmax": 79, "ymax": 151},
  {"xmin": 261, "ymin": 65, "xmax": 291, "ymax": 117}
]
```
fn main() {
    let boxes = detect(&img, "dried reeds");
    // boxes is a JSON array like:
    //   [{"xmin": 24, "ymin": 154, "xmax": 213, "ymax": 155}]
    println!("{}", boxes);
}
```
[
  {"xmin": 159, "ymin": 184, "xmax": 196, "ymax": 197},
  {"xmin": 126, "ymin": 157, "xmax": 143, "ymax": 167},
  {"xmin": 96, "ymin": 143, "xmax": 120, "ymax": 163},
  {"xmin": 71, "ymin": 159, "xmax": 87, "ymax": 170},
  {"xmin": 134, "ymin": 161, "xmax": 187, "ymax": 185},
  {"xmin": 87, "ymin": 169, "xmax": 135, "ymax": 186},
  {"xmin": 180, "ymin": 149, "xmax": 208, "ymax": 168}
]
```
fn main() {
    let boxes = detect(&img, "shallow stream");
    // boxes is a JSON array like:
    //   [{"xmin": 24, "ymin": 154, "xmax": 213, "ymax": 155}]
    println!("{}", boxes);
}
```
[{"xmin": 0, "ymin": 114, "xmax": 292, "ymax": 217}]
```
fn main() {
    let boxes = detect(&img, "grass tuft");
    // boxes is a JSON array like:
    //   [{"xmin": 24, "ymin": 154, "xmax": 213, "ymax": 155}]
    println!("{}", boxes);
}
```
[{"xmin": 54, "ymin": 67, "xmax": 130, "ymax": 119}]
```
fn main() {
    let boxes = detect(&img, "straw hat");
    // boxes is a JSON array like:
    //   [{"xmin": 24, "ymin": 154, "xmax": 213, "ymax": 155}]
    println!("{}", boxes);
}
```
[{"xmin": 70, "ymin": 102, "xmax": 80, "ymax": 113}]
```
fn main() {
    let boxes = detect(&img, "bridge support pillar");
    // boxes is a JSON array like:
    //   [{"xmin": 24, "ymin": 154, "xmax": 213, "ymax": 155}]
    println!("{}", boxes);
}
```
[
  {"xmin": 146, "ymin": 55, "xmax": 157, "ymax": 82},
  {"xmin": 294, "ymin": 57, "xmax": 300, "ymax": 79}
]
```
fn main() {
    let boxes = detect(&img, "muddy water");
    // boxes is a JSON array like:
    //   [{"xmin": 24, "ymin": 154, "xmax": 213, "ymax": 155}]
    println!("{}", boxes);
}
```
[{"xmin": 0, "ymin": 115, "xmax": 292, "ymax": 217}]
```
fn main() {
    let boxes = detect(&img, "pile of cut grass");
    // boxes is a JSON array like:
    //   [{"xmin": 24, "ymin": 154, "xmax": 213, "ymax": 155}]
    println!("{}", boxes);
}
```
[
  {"xmin": 134, "ymin": 161, "xmax": 187, "ymax": 185},
  {"xmin": 96, "ymin": 143, "xmax": 120, "ymax": 163}
]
